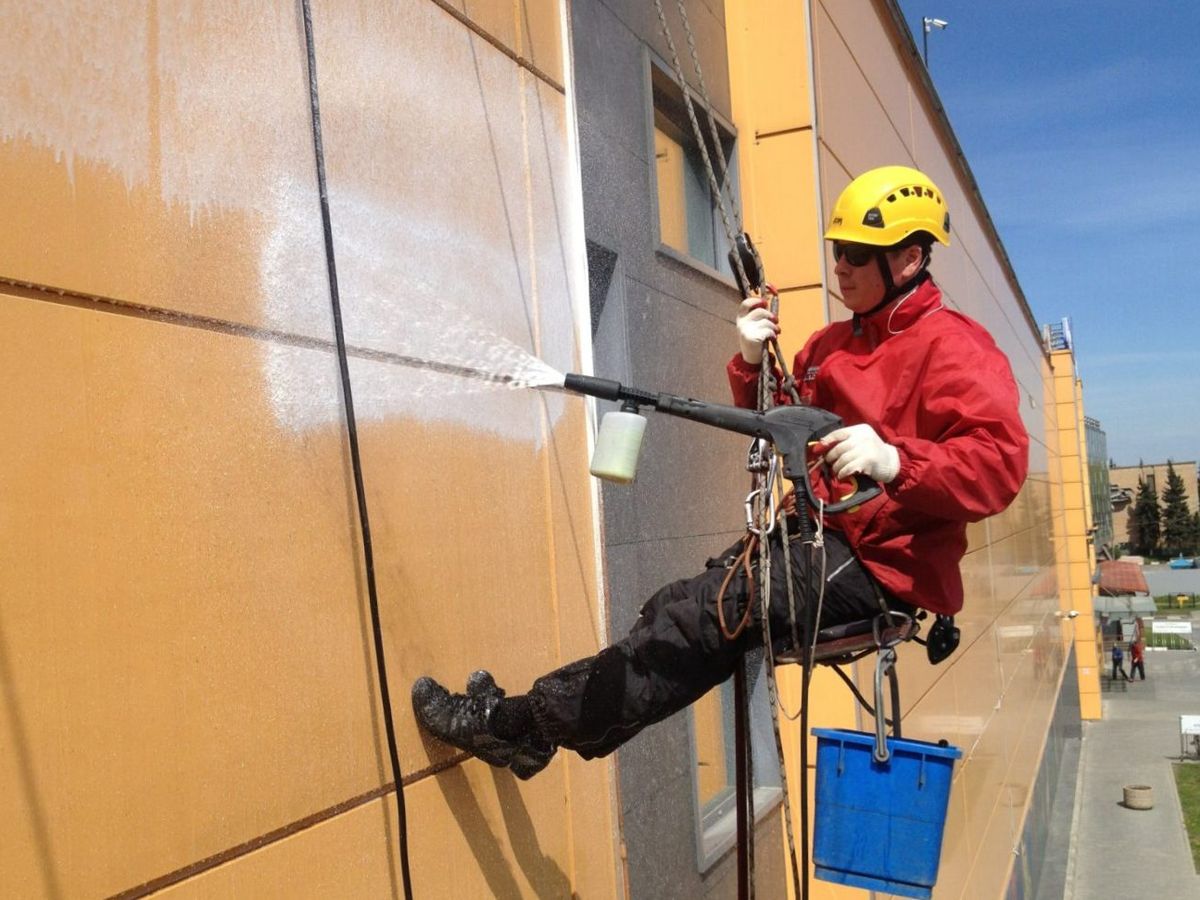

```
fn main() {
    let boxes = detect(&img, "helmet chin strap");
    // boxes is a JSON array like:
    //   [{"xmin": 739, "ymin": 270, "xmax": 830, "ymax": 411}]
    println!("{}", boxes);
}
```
[
  {"xmin": 852, "ymin": 255, "xmax": 930, "ymax": 334},
  {"xmin": 870, "ymin": 252, "xmax": 930, "ymax": 312}
]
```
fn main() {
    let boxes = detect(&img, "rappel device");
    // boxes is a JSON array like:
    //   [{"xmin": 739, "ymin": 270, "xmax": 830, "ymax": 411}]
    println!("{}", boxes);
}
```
[
  {"xmin": 563, "ymin": 373, "xmax": 881, "ymax": 515},
  {"xmin": 729, "ymin": 232, "xmax": 766, "ymax": 297}
]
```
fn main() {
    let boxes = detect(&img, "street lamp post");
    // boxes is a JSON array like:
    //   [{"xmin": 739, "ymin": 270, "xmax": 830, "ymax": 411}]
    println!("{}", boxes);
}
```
[{"xmin": 922, "ymin": 17, "xmax": 948, "ymax": 67}]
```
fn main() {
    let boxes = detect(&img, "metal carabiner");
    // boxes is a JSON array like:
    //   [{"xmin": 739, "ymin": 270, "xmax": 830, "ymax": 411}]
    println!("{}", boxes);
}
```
[{"xmin": 744, "ymin": 449, "xmax": 780, "ymax": 537}]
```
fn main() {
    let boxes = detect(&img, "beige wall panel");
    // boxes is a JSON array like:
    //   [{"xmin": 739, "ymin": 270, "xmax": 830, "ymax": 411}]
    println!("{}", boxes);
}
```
[
  {"xmin": 1054, "ymin": 372, "xmax": 1079, "ymax": 405},
  {"xmin": 934, "ymin": 776, "xmax": 973, "ymax": 898},
  {"xmin": 0, "ymin": 1, "xmax": 572, "ymax": 342},
  {"xmin": 801, "ymin": 665, "xmax": 865, "ymax": 760},
  {"xmin": 159, "ymin": 768, "xmax": 597, "ymax": 899},
  {"xmin": 1027, "ymin": 436, "xmax": 1052, "ymax": 485},
  {"xmin": 777, "ymin": 287, "xmax": 830, "ymax": 365},
  {"xmin": 949, "ymin": 634, "xmax": 1004, "ymax": 755},
  {"xmin": 902, "ymin": 663, "xmax": 960, "ymax": 747},
  {"xmin": 0, "ymin": 2, "xmax": 613, "ymax": 897},
  {"xmin": 0, "ymin": 296, "xmax": 385, "ymax": 897},
  {"xmin": 307, "ymin": 5, "xmax": 581, "ymax": 371},
  {"xmin": 955, "ymin": 702, "xmax": 1009, "ymax": 872},
  {"xmin": 156, "ymin": 795, "xmax": 401, "ymax": 899},
  {"xmin": 730, "ymin": 0, "xmax": 812, "ymax": 136},
  {"xmin": 810, "ymin": 29, "xmax": 912, "ymax": 184},
  {"xmin": 815, "ymin": 1, "xmax": 913, "ymax": 158},
  {"xmin": 961, "ymin": 545, "xmax": 1000, "ymax": 619},
  {"xmin": 965, "ymin": 776, "xmax": 1025, "ymax": 896},
  {"xmin": 456, "ymin": 0, "xmax": 565, "ymax": 86},
  {"xmin": 747, "ymin": 131, "xmax": 822, "ymax": 291},
  {"xmin": 0, "ymin": 2, "xmax": 331, "ymax": 334},
  {"xmin": 1064, "ymin": 508, "xmax": 1087, "ymax": 539},
  {"xmin": 1075, "ymin": 636, "xmax": 1099, "ymax": 671},
  {"xmin": 1067, "ymin": 560, "xmax": 1092, "ymax": 592},
  {"xmin": 966, "ymin": 516, "xmax": 990, "ymax": 552}
]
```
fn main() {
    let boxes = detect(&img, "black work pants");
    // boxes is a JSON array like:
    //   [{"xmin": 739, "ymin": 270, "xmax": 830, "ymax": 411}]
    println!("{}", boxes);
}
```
[{"xmin": 527, "ymin": 528, "xmax": 899, "ymax": 759}]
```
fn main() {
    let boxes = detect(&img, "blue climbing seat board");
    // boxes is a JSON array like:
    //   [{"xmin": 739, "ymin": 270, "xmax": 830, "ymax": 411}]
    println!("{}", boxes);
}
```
[{"xmin": 812, "ymin": 728, "xmax": 962, "ymax": 900}]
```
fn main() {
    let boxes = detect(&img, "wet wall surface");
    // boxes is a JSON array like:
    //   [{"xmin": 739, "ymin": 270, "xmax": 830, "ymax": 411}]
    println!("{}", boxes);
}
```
[{"xmin": 0, "ymin": 2, "xmax": 617, "ymax": 897}]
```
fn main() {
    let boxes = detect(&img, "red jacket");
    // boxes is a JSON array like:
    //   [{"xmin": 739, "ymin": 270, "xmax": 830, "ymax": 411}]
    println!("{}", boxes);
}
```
[{"xmin": 727, "ymin": 278, "xmax": 1029, "ymax": 614}]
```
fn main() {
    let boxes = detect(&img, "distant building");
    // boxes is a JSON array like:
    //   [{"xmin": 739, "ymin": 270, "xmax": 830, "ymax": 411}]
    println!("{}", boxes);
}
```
[
  {"xmin": 1109, "ymin": 461, "xmax": 1200, "ymax": 551},
  {"xmin": 1084, "ymin": 417, "xmax": 1114, "ymax": 554}
]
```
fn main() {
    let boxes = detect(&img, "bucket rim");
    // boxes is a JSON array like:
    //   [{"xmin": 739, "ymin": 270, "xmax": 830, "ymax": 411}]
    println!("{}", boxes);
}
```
[{"xmin": 813, "ymin": 727, "xmax": 963, "ymax": 760}]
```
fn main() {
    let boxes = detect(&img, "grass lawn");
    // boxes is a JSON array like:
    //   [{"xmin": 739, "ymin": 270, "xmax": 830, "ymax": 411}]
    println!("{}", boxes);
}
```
[
  {"xmin": 1173, "ymin": 762, "xmax": 1200, "ymax": 871},
  {"xmin": 1154, "ymin": 593, "xmax": 1199, "ymax": 612}
]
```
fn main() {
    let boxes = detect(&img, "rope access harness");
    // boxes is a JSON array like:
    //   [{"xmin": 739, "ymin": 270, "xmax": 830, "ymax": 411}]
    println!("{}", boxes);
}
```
[
  {"xmin": 299, "ymin": 4, "xmax": 414, "ymax": 898},
  {"xmin": 650, "ymin": 4, "xmax": 952, "ymax": 899}
]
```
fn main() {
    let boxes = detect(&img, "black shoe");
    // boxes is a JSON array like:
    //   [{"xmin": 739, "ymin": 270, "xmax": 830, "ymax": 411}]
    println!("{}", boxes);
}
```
[
  {"xmin": 411, "ymin": 675, "xmax": 513, "ymax": 769},
  {"xmin": 466, "ymin": 669, "xmax": 505, "ymax": 700},
  {"xmin": 466, "ymin": 670, "xmax": 554, "ymax": 780},
  {"xmin": 412, "ymin": 674, "xmax": 555, "ymax": 779}
]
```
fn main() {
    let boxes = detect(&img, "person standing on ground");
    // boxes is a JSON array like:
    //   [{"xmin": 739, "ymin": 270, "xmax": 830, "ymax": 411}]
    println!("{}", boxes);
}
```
[
  {"xmin": 1112, "ymin": 641, "xmax": 1129, "ymax": 681},
  {"xmin": 1129, "ymin": 639, "xmax": 1145, "ymax": 681},
  {"xmin": 411, "ymin": 165, "xmax": 1029, "ymax": 779}
]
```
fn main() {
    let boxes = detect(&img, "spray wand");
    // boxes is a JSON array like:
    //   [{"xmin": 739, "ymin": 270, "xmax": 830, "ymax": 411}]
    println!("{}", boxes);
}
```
[{"xmin": 559, "ymin": 373, "xmax": 881, "ymax": 518}]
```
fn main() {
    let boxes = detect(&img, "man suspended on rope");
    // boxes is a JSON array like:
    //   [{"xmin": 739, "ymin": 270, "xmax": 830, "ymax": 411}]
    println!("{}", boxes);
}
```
[{"xmin": 412, "ymin": 164, "xmax": 1029, "ymax": 780}]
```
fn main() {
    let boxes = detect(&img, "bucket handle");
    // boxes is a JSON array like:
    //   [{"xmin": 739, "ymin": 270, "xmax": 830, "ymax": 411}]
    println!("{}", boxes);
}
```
[{"xmin": 873, "ymin": 648, "xmax": 900, "ymax": 763}]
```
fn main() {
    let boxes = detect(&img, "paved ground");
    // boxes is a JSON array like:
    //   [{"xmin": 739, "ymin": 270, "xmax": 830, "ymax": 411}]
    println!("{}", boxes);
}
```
[
  {"xmin": 1142, "ymin": 565, "xmax": 1200, "ymax": 598},
  {"xmin": 1066, "ymin": 642, "xmax": 1200, "ymax": 899}
]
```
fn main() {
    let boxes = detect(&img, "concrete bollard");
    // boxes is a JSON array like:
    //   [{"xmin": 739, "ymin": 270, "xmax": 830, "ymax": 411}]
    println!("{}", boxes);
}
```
[{"xmin": 1123, "ymin": 784, "xmax": 1154, "ymax": 810}]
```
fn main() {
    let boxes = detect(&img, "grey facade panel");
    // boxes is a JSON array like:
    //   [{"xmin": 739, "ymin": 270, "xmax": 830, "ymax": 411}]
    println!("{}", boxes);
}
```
[{"xmin": 571, "ymin": 1, "xmax": 784, "ymax": 895}]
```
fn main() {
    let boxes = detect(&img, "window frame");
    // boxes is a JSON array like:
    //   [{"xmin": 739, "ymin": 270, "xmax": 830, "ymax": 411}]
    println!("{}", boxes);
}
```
[
  {"xmin": 643, "ymin": 52, "xmax": 741, "ymax": 290},
  {"xmin": 687, "ymin": 652, "xmax": 784, "ymax": 872}
]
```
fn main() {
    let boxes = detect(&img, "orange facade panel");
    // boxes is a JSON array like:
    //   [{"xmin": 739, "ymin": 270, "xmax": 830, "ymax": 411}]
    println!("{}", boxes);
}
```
[{"xmin": 0, "ymin": 1, "xmax": 615, "ymax": 897}]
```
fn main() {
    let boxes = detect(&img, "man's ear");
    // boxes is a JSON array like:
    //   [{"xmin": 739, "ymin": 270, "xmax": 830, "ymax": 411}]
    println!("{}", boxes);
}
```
[{"xmin": 897, "ymin": 243, "xmax": 926, "ymax": 280}]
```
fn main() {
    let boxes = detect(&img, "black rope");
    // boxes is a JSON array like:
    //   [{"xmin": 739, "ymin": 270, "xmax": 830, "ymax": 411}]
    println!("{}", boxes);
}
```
[
  {"xmin": 827, "ymin": 663, "xmax": 898, "ymax": 726},
  {"xmin": 299, "ymin": 3, "xmax": 413, "ymax": 897},
  {"xmin": 798, "ymin": 537, "xmax": 817, "ymax": 900}
]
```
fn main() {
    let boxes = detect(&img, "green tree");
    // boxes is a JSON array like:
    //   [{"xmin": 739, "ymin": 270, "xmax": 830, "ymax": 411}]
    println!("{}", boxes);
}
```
[
  {"xmin": 1131, "ymin": 475, "xmax": 1161, "ymax": 557},
  {"xmin": 1162, "ymin": 462, "xmax": 1193, "ymax": 558}
]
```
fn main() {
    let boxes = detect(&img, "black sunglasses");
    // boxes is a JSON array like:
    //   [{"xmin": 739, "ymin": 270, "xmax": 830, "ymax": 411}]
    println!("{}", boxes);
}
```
[{"xmin": 831, "ymin": 241, "xmax": 877, "ymax": 267}]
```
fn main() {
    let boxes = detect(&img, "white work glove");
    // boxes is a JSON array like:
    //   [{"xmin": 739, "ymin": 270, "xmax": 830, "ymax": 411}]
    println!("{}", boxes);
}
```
[
  {"xmin": 821, "ymin": 424, "xmax": 901, "ymax": 484},
  {"xmin": 735, "ymin": 297, "xmax": 779, "ymax": 365}
]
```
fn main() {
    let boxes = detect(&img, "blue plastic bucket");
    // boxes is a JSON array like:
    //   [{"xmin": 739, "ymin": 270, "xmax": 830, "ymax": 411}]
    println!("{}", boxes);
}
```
[{"xmin": 812, "ymin": 728, "xmax": 962, "ymax": 899}]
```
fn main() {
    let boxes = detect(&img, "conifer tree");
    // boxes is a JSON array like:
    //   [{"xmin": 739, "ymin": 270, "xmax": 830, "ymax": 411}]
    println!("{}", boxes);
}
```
[
  {"xmin": 1131, "ymin": 476, "xmax": 1160, "ymax": 557},
  {"xmin": 1162, "ymin": 462, "xmax": 1193, "ymax": 558}
]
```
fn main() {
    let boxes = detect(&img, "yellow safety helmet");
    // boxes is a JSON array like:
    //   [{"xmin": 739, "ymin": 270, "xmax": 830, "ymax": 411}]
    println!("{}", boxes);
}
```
[{"xmin": 824, "ymin": 165, "xmax": 951, "ymax": 248}]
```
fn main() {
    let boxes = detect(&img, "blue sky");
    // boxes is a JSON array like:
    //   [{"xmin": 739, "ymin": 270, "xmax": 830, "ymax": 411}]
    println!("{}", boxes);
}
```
[{"xmin": 895, "ymin": 1, "xmax": 1200, "ymax": 468}]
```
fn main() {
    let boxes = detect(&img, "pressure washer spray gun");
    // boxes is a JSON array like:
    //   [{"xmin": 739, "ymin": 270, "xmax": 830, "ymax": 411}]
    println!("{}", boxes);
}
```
[{"xmin": 559, "ymin": 373, "xmax": 882, "ymax": 530}]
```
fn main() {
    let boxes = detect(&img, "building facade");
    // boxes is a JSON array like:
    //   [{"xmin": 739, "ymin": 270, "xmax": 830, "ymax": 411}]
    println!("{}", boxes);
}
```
[
  {"xmin": 1, "ymin": 1, "xmax": 1098, "ymax": 898},
  {"xmin": 1084, "ymin": 417, "xmax": 1115, "ymax": 554},
  {"xmin": 1109, "ymin": 460, "xmax": 1200, "ymax": 554}
]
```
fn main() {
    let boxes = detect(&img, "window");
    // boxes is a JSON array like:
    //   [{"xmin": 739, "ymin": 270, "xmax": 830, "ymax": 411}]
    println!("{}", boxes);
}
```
[
  {"xmin": 650, "ymin": 62, "xmax": 739, "ymax": 279},
  {"xmin": 690, "ymin": 651, "xmax": 782, "ymax": 870}
]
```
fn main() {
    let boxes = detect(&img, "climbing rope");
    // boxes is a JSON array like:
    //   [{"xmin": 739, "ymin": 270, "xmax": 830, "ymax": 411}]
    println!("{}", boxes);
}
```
[
  {"xmin": 299, "ymin": 3, "xmax": 413, "ymax": 897},
  {"xmin": 651, "ymin": 0, "xmax": 749, "ymax": 293},
  {"xmin": 651, "ymin": 2, "xmax": 835, "ymax": 896}
]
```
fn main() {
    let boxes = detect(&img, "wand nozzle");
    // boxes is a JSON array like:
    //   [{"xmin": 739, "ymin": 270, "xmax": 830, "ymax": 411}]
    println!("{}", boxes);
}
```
[{"xmin": 562, "ymin": 373, "xmax": 881, "ymax": 514}]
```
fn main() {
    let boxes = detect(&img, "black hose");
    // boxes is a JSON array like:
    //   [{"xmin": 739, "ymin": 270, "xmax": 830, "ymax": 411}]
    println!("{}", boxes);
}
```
[
  {"xmin": 299, "ymin": 3, "xmax": 414, "ymax": 897},
  {"xmin": 797, "ymin": 516, "xmax": 818, "ymax": 900}
]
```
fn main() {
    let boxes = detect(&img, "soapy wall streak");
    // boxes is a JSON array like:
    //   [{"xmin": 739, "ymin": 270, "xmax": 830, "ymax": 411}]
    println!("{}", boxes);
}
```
[{"xmin": 0, "ymin": 2, "xmax": 618, "ymax": 897}]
